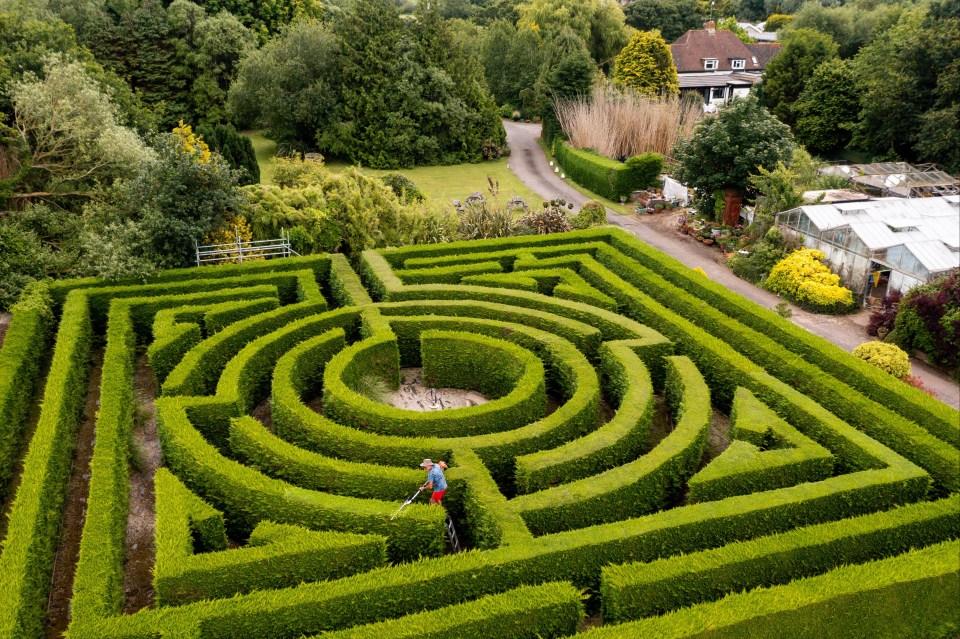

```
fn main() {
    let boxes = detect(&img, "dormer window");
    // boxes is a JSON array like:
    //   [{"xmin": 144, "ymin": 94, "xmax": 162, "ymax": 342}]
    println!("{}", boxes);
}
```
[
  {"xmin": 704, "ymin": 58, "xmax": 718, "ymax": 70},
  {"xmin": 731, "ymin": 58, "xmax": 746, "ymax": 70}
]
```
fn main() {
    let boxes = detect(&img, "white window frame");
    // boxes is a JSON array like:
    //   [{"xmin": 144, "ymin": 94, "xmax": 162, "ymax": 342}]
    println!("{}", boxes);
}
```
[
  {"xmin": 710, "ymin": 86, "xmax": 726, "ymax": 100},
  {"xmin": 731, "ymin": 58, "xmax": 746, "ymax": 70},
  {"xmin": 704, "ymin": 58, "xmax": 718, "ymax": 70}
]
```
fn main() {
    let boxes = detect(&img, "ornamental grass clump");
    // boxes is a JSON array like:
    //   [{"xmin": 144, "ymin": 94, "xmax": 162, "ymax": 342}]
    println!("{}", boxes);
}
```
[
  {"xmin": 765, "ymin": 248, "xmax": 854, "ymax": 314},
  {"xmin": 853, "ymin": 341, "xmax": 911, "ymax": 379}
]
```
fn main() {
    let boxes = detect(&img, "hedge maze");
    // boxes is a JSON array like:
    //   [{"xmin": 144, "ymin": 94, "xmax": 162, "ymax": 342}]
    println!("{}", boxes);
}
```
[{"xmin": 0, "ymin": 228, "xmax": 957, "ymax": 639}]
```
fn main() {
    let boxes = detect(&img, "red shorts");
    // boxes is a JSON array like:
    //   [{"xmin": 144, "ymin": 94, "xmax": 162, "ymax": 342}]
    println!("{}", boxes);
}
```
[{"xmin": 431, "ymin": 490, "xmax": 446, "ymax": 501}]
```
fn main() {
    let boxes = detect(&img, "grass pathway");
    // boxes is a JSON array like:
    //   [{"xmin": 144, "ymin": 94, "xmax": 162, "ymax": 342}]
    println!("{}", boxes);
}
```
[{"xmin": 242, "ymin": 130, "xmax": 278, "ymax": 185}]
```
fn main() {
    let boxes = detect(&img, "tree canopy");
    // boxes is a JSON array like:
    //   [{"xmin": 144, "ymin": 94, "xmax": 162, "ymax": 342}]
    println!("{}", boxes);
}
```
[
  {"xmin": 230, "ymin": 0, "xmax": 505, "ymax": 168},
  {"xmin": 673, "ymin": 97, "xmax": 795, "ymax": 198},
  {"xmin": 761, "ymin": 28, "xmax": 837, "ymax": 126},
  {"xmin": 623, "ymin": 0, "xmax": 702, "ymax": 43},
  {"xmin": 793, "ymin": 58, "xmax": 860, "ymax": 154},
  {"xmin": 517, "ymin": 0, "xmax": 629, "ymax": 66}
]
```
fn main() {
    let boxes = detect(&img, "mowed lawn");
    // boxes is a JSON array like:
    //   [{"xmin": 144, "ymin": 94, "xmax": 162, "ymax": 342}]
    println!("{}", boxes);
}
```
[
  {"xmin": 243, "ymin": 130, "xmax": 279, "ymax": 185},
  {"xmin": 243, "ymin": 130, "xmax": 543, "ymax": 207}
]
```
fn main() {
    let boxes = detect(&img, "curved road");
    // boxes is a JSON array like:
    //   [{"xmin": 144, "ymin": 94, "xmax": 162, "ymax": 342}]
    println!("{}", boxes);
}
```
[{"xmin": 504, "ymin": 120, "xmax": 959, "ymax": 408}]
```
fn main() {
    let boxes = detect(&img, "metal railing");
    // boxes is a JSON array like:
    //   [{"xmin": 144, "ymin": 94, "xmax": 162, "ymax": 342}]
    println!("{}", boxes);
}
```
[{"xmin": 195, "ymin": 227, "xmax": 300, "ymax": 266}]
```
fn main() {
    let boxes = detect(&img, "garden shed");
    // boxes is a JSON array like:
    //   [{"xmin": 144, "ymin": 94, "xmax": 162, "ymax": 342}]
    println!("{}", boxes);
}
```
[{"xmin": 775, "ymin": 196, "xmax": 960, "ymax": 300}]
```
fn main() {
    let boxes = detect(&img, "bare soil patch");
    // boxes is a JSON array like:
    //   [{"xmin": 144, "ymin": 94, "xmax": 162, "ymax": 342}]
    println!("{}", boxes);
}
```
[
  {"xmin": 384, "ymin": 368, "xmax": 490, "ymax": 411},
  {"xmin": 45, "ymin": 351, "xmax": 103, "ymax": 639}
]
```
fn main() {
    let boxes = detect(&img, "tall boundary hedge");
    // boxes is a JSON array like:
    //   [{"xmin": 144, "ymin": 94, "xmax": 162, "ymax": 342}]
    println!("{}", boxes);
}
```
[{"xmin": 552, "ymin": 141, "xmax": 661, "ymax": 200}]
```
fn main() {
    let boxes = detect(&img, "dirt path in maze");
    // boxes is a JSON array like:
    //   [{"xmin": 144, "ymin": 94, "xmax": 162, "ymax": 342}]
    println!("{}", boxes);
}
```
[
  {"xmin": 0, "ymin": 311, "xmax": 11, "ymax": 348},
  {"xmin": 123, "ymin": 355, "xmax": 163, "ymax": 614},
  {"xmin": 46, "ymin": 351, "xmax": 103, "ymax": 639}
]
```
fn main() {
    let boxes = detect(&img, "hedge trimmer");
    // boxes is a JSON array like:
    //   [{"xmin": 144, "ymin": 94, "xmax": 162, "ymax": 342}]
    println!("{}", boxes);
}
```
[{"xmin": 390, "ymin": 482, "xmax": 430, "ymax": 520}]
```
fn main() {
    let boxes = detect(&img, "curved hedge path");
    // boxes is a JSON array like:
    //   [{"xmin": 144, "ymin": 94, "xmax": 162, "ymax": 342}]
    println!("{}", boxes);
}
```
[{"xmin": 0, "ymin": 229, "xmax": 957, "ymax": 639}]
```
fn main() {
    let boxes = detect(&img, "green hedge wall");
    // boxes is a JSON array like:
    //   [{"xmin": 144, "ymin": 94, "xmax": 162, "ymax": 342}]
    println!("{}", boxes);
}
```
[
  {"xmin": 161, "ymin": 301, "xmax": 330, "ymax": 398},
  {"xmin": 0, "ymin": 306, "xmax": 50, "ymax": 501},
  {"xmin": 323, "ymin": 328, "xmax": 547, "ymax": 438},
  {"xmin": 686, "ymin": 387, "xmax": 834, "ymax": 503},
  {"xmin": 310, "ymin": 582, "xmax": 584, "ymax": 639},
  {"xmin": 69, "ymin": 458, "xmax": 934, "ymax": 639},
  {"xmin": 604, "ymin": 229, "xmax": 959, "ymax": 451},
  {"xmin": 396, "ymin": 261, "xmax": 504, "ymax": 285},
  {"xmin": 514, "ymin": 340, "xmax": 658, "ymax": 493},
  {"xmin": 156, "ymin": 398, "xmax": 447, "ymax": 562},
  {"xmin": 509, "ymin": 356, "xmax": 710, "ymax": 535},
  {"xmin": 552, "ymin": 141, "xmax": 661, "ymax": 200},
  {"xmin": 154, "ymin": 469, "xmax": 387, "ymax": 606},
  {"xmin": 71, "ymin": 302, "xmax": 137, "ymax": 624},
  {"xmin": 586, "ymin": 540, "xmax": 960, "ymax": 639},
  {"xmin": 48, "ymin": 254, "xmax": 332, "ymax": 306},
  {"xmin": 230, "ymin": 415, "xmax": 422, "ymax": 501},
  {"xmin": 601, "ymin": 494, "xmax": 960, "ymax": 621},
  {"xmin": 0, "ymin": 292, "xmax": 91, "ymax": 639},
  {"xmin": 147, "ymin": 290, "xmax": 280, "ymax": 383},
  {"xmin": 585, "ymin": 241, "xmax": 956, "ymax": 491},
  {"xmin": 270, "ymin": 313, "xmax": 600, "ymax": 489}
]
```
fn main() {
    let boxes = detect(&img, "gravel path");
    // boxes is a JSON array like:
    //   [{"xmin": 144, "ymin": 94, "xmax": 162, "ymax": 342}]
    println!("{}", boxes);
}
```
[{"xmin": 504, "ymin": 120, "xmax": 959, "ymax": 409}]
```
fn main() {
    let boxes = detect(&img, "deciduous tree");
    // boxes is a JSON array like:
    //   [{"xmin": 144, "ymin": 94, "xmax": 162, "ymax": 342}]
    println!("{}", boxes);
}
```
[
  {"xmin": 673, "ymin": 96, "xmax": 795, "ymax": 200},
  {"xmin": 9, "ymin": 55, "xmax": 152, "ymax": 197},
  {"xmin": 761, "ymin": 28, "xmax": 837, "ymax": 125},
  {"xmin": 623, "ymin": 0, "xmax": 703, "ymax": 43},
  {"xmin": 793, "ymin": 58, "xmax": 860, "ymax": 154}
]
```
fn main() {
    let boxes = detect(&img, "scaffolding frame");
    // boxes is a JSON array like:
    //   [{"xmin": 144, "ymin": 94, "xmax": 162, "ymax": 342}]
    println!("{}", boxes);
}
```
[{"xmin": 195, "ymin": 227, "xmax": 300, "ymax": 266}]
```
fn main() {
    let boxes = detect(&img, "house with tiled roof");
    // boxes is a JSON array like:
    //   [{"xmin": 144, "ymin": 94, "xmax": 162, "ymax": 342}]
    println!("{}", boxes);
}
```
[{"xmin": 670, "ymin": 23, "xmax": 781, "ymax": 107}]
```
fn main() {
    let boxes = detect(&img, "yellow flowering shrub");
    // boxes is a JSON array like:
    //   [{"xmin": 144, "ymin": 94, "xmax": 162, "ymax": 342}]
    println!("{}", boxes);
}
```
[
  {"xmin": 766, "ymin": 248, "xmax": 854, "ymax": 313},
  {"xmin": 202, "ymin": 215, "xmax": 262, "ymax": 263},
  {"xmin": 852, "ymin": 341, "xmax": 911, "ymax": 378},
  {"xmin": 173, "ymin": 120, "xmax": 211, "ymax": 164}
]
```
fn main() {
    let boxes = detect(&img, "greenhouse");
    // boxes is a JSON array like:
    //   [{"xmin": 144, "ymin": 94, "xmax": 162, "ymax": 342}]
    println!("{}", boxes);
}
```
[{"xmin": 775, "ymin": 196, "xmax": 960, "ymax": 300}]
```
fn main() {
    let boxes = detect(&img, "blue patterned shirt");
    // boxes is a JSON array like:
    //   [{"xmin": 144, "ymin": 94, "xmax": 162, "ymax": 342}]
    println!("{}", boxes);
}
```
[{"xmin": 427, "ymin": 465, "xmax": 447, "ymax": 491}]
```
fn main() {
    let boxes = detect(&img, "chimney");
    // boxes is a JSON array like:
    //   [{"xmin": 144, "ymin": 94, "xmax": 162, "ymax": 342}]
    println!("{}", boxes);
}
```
[{"xmin": 705, "ymin": 21, "xmax": 716, "ymax": 34}]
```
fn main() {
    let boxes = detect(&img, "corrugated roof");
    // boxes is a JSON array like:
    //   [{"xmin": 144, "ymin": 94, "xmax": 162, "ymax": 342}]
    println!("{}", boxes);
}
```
[
  {"xmin": 801, "ymin": 205, "xmax": 848, "ymax": 230},
  {"xmin": 904, "ymin": 241, "xmax": 960, "ymax": 273},
  {"xmin": 789, "ymin": 197, "xmax": 960, "ymax": 265}
]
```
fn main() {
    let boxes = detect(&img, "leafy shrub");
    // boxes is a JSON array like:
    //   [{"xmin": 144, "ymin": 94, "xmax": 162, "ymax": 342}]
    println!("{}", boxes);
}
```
[
  {"xmin": 379, "ymin": 173, "xmax": 425, "ymax": 204},
  {"xmin": 574, "ymin": 200, "xmax": 607, "ymax": 229},
  {"xmin": 853, "ymin": 342, "xmax": 911, "ymax": 378},
  {"xmin": 894, "ymin": 268, "xmax": 960, "ymax": 368},
  {"xmin": 765, "ymin": 248, "xmax": 854, "ymax": 313},
  {"xmin": 728, "ymin": 227, "xmax": 793, "ymax": 284},
  {"xmin": 764, "ymin": 13, "xmax": 793, "ymax": 31},
  {"xmin": 867, "ymin": 290, "xmax": 902, "ymax": 337},
  {"xmin": 517, "ymin": 200, "xmax": 573, "ymax": 235},
  {"xmin": 498, "ymin": 104, "xmax": 515, "ymax": 119}
]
